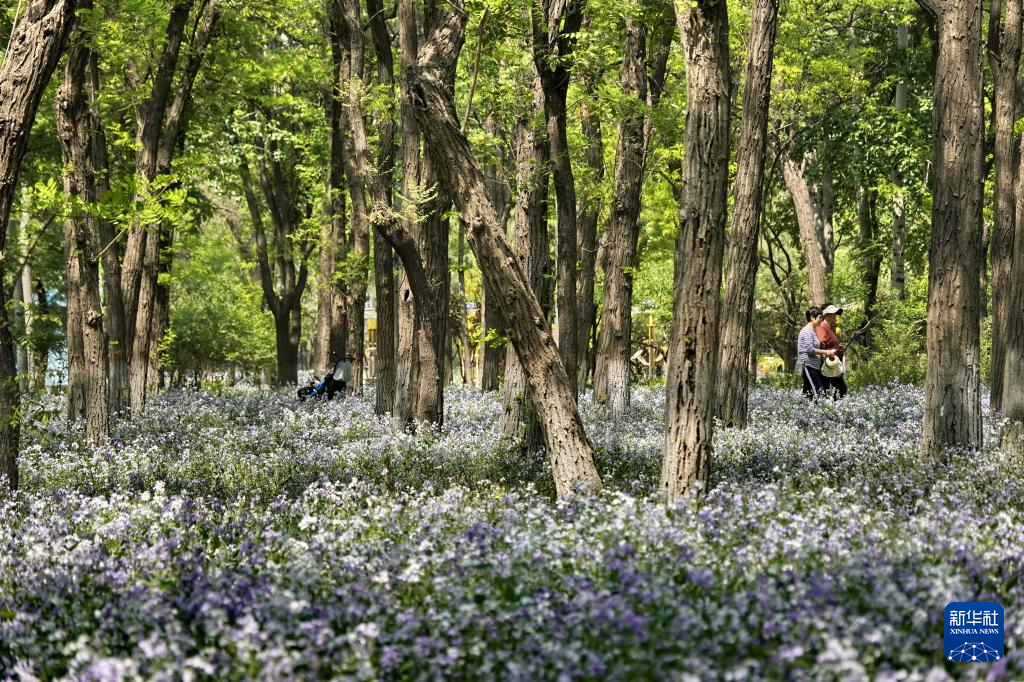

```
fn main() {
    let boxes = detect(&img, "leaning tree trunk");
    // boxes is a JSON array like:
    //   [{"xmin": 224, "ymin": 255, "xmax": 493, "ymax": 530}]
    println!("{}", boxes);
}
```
[
  {"xmin": 0, "ymin": 0, "xmax": 79, "ymax": 491},
  {"xmin": 780, "ymin": 154, "xmax": 831, "ymax": 306},
  {"xmin": 918, "ymin": 0, "xmax": 985, "ymax": 456},
  {"xmin": 392, "ymin": 3, "xmax": 600, "ymax": 495},
  {"xmin": 593, "ymin": 18, "xmax": 648, "ymax": 418},
  {"xmin": 717, "ymin": 0, "xmax": 778, "ymax": 429},
  {"xmin": 988, "ymin": 0, "xmax": 1022, "ymax": 414},
  {"xmin": 56, "ymin": 25, "xmax": 110, "ymax": 443},
  {"xmin": 661, "ymin": 0, "xmax": 730, "ymax": 504}
]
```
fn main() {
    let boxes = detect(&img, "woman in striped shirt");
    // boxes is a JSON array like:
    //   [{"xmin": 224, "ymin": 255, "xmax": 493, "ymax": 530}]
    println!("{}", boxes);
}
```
[{"xmin": 797, "ymin": 306, "xmax": 837, "ymax": 398}]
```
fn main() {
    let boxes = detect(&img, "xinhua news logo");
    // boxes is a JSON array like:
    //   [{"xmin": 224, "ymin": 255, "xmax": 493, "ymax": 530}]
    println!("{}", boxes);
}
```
[{"xmin": 944, "ymin": 602, "xmax": 1004, "ymax": 663}]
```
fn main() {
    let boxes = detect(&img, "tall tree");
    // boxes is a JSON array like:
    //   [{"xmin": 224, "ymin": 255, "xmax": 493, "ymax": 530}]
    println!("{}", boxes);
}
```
[
  {"xmin": 661, "ymin": 0, "xmax": 730, "ymax": 504},
  {"xmin": 531, "ymin": 0, "xmax": 583, "ymax": 393},
  {"xmin": 56, "ymin": 12, "xmax": 110, "ymax": 443},
  {"xmin": 592, "ymin": 7, "xmax": 673, "ymax": 416},
  {"xmin": 1001, "ymin": 128, "xmax": 1024, "ymax": 455},
  {"xmin": 717, "ymin": 0, "xmax": 779, "ymax": 429},
  {"xmin": 0, "ymin": 0, "xmax": 79, "ymax": 490},
  {"xmin": 501, "ymin": 78, "xmax": 552, "ymax": 451},
  {"xmin": 313, "ymin": 32, "xmax": 349, "ymax": 374},
  {"xmin": 592, "ymin": 16, "xmax": 648, "ymax": 416},
  {"xmin": 238, "ymin": 142, "xmax": 315, "ymax": 385},
  {"xmin": 365, "ymin": 0, "xmax": 398, "ymax": 416},
  {"xmin": 891, "ymin": 20, "xmax": 909, "ymax": 301},
  {"xmin": 575, "ymin": 69, "xmax": 604, "ymax": 391},
  {"xmin": 987, "ymin": 0, "xmax": 1022, "ymax": 414},
  {"xmin": 121, "ymin": 0, "xmax": 219, "ymax": 413},
  {"xmin": 780, "ymin": 150, "xmax": 833, "ymax": 306},
  {"xmin": 917, "ymin": 0, "xmax": 984, "ymax": 456},
  {"xmin": 337, "ymin": 0, "xmax": 447, "ymax": 426}
]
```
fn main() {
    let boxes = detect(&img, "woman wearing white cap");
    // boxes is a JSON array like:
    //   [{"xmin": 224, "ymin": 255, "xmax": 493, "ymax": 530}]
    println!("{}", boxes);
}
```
[
  {"xmin": 817, "ymin": 304, "xmax": 847, "ymax": 398},
  {"xmin": 797, "ymin": 306, "xmax": 836, "ymax": 398}
]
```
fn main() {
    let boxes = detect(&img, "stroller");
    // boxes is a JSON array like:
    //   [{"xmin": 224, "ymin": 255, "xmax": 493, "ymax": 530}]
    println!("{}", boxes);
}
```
[{"xmin": 298, "ymin": 352, "xmax": 352, "ymax": 401}]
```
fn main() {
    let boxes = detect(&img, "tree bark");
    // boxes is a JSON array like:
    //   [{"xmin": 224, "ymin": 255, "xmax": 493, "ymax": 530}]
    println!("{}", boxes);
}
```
[
  {"xmin": 988, "ymin": 0, "xmax": 1022, "ymax": 414},
  {"xmin": 717, "ymin": 0, "xmax": 778, "ymax": 429},
  {"xmin": 123, "ymin": 0, "xmax": 219, "ymax": 411},
  {"xmin": 918, "ymin": 0, "xmax": 985, "ymax": 456},
  {"xmin": 661, "ymin": 0, "xmax": 730, "ymax": 504},
  {"xmin": 780, "ymin": 152, "xmax": 832, "ymax": 306},
  {"xmin": 575, "ymin": 75, "xmax": 604, "ymax": 392},
  {"xmin": 857, "ymin": 183, "xmax": 882, "ymax": 346},
  {"xmin": 593, "ymin": 18, "xmax": 648, "ymax": 417},
  {"xmin": 337, "ymin": 0, "xmax": 445, "ymax": 426},
  {"xmin": 56, "ymin": 23, "xmax": 110, "ymax": 442},
  {"xmin": 366, "ymin": 0, "xmax": 398, "ymax": 415},
  {"xmin": 392, "ymin": 3, "xmax": 600, "ymax": 495},
  {"xmin": 0, "ymin": 0, "xmax": 79, "ymax": 490},
  {"xmin": 501, "ymin": 79, "xmax": 551, "ymax": 449},
  {"xmin": 891, "ymin": 22, "xmax": 909, "ymax": 300},
  {"xmin": 314, "ymin": 65, "xmax": 347, "ymax": 372},
  {"xmin": 1001, "ymin": 124, "xmax": 1024, "ymax": 455},
  {"xmin": 478, "ymin": 281, "xmax": 502, "ymax": 390},
  {"xmin": 532, "ymin": 0, "xmax": 583, "ymax": 393}
]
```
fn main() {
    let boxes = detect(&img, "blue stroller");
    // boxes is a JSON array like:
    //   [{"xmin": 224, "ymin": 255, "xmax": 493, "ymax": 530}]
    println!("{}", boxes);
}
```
[{"xmin": 298, "ymin": 353, "xmax": 352, "ymax": 401}]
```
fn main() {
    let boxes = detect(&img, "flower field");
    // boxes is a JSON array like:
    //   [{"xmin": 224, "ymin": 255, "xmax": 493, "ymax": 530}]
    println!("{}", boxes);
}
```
[{"xmin": 2, "ymin": 385, "xmax": 1021, "ymax": 680}]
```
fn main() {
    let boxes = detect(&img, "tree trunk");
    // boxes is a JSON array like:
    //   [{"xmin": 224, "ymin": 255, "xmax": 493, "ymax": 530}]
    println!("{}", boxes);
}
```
[
  {"xmin": 857, "ymin": 183, "xmax": 882, "ymax": 346},
  {"xmin": 274, "ymin": 310, "xmax": 300, "ymax": 385},
  {"xmin": 121, "ymin": 0, "xmax": 194, "ymax": 411},
  {"xmin": 891, "ymin": 22, "xmax": 909, "ymax": 300},
  {"xmin": 238, "ymin": 153, "xmax": 311, "ymax": 386},
  {"xmin": 593, "ymin": 18, "xmax": 648, "ymax": 417},
  {"xmin": 780, "ymin": 152, "xmax": 831, "ymax": 306},
  {"xmin": 988, "ymin": 0, "xmax": 1022, "ymax": 414},
  {"xmin": 0, "ymin": 0, "xmax": 79, "ymax": 490},
  {"xmin": 14, "ymin": 190, "xmax": 32, "ymax": 390},
  {"xmin": 918, "ymin": 0, "xmax": 985, "ymax": 456},
  {"xmin": 124, "ymin": 0, "xmax": 218, "ymax": 411},
  {"xmin": 479, "ymin": 281, "xmax": 502, "ymax": 390},
  {"xmin": 378, "ymin": 3, "xmax": 601, "ymax": 495},
  {"xmin": 57, "ymin": 24, "xmax": 111, "ymax": 442},
  {"xmin": 532, "ymin": 0, "xmax": 583, "ymax": 394},
  {"xmin": 314, "ymin": 76, "xmax": 347, "ymax": 372},
  {"xmin": 661, "ymin": 0, "xmax": 730, "ymax": 504},
  {"xmin": 575, "ymin": 78, "xmax": 604, "ymax": 392},
  {"xmin": 502, "ymin": 84, "xmax": 552, "ymax": 449},
  {"xmin": 394, "ymin": 276, "xmax": 414, "ymax": 421},
  {"xmin": 89, "ymin": 53, "xmax": 129, "ymax": 414},
  {"xmin": 717, "ymin": 0, "xmax": 778, "ymax": 429},
  {"xmin": 342, "ymin": 118, "xmax": 370, "ymax": 394},
  {"xmin": 367, "ymin": 0, "xmax": 398, "ymax": 414},
  {"xmin": 1001, "ymin": 125, "xmax": 1024, "ymax": 455}
]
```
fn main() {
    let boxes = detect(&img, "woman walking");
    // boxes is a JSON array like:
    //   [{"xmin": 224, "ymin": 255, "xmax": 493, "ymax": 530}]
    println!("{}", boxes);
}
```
[
  {"xmin": 798, "ymin": 307, "xmax": 837, "ymax": 399},
  {"xmin": 817, "ymin": 304, "xmax": 848, "ymax": 399}
]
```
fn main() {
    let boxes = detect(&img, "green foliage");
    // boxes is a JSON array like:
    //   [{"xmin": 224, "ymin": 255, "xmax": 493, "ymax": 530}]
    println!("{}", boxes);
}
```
[
  {"xmin": 844, "ymin": 276, "xmax": 928, "ymax": 388},
  {"xmin": 162, "ymin": 222, "xmax": 276, "ymax": 375}
]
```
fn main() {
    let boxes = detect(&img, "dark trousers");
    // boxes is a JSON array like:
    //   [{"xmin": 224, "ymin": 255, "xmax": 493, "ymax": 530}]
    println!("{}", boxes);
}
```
[
  {"xmin": 822, "ymin": 374, "xmax": 847, "ymax": 399},
  {"xmin": 802, "ymin": 364, "xmax": 825, "ymax": 399}
]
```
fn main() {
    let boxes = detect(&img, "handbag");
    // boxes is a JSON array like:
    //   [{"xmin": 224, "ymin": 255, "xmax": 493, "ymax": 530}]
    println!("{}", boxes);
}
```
[{"xmin": 821, "ymin": 355, "xmax": 845, "ymax": 378}]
